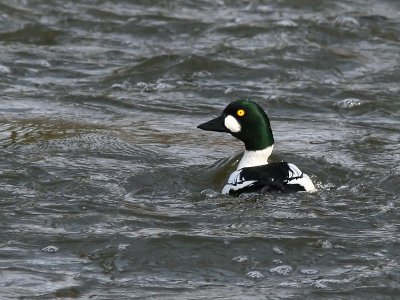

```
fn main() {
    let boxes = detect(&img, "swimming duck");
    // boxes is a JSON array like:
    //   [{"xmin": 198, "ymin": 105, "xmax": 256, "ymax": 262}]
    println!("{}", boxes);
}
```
[{"xmin": 198, "ymin": 100, "xmax": 315, "ymax": 195}]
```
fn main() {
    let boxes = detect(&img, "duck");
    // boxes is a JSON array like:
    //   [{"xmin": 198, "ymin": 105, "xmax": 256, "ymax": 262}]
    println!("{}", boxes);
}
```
[{"xmin": 198, "ymin": 100, "xmax": 316, "ymax": 196}]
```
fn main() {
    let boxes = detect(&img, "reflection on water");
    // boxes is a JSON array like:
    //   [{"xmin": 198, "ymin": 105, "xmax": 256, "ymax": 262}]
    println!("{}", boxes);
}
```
[{"xmin": 0, "ymin": 0, "xmax": 399, "ymax": 298}]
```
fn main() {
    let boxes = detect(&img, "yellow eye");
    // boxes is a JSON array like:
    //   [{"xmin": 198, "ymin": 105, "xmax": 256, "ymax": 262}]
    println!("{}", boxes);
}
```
[{"xmin": 237, "ymin": 109, "xmax": 245, "ymax": 117}]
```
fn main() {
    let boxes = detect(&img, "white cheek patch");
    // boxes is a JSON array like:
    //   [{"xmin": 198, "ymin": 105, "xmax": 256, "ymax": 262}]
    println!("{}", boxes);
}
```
[{"xmin": 224, "ymin": 115, "xmax": 241, "ymax": 133}]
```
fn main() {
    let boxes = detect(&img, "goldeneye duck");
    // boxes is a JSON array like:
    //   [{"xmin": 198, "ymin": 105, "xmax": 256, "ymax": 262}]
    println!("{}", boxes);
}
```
[{"xmin": 198, "ymin": 100, "xmax": 316, "ymax": 196}]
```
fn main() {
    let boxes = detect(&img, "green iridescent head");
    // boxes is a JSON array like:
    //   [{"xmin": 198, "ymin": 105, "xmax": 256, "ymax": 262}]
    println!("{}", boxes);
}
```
[{"xmin": 198, "ymin": 100, "xmax": 274, "ymax": 151}]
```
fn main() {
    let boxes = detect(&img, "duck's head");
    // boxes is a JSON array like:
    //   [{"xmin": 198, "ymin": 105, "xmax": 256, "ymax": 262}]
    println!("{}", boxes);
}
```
[{"xmin": 198, "ymin": 100, "xmax": 274, "ymax": 151}]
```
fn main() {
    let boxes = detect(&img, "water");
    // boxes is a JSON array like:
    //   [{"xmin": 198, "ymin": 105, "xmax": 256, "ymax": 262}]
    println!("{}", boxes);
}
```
[{"xmin": 1, "ymin": 0, "xmax": 399, "ymax": 299}]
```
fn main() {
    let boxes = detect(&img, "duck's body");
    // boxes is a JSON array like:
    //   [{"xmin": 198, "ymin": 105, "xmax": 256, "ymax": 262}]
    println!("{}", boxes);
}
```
[{"xmin": 198, "ymin": 100, "xmax": 315, "ymax": 196}]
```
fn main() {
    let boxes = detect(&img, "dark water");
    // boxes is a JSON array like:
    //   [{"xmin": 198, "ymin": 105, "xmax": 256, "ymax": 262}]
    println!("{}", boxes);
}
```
[{"xmin": 1, "ymin": 0, "xmax": 400, "ymax": 299}]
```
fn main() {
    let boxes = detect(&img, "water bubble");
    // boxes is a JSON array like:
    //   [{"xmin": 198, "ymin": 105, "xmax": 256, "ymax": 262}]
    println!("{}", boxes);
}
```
[
  {"xmin": 277, "ymin": 19, "xmax": 298, "ymax": 27},
  {"xmin": 334, "ymin": 16, "xmax": 360, "ymax": 28},
  {"xmin": 373, "ymin": 252, "xmax": 385, "ymax": 257},
  {"xmin": 322, "ymin": 240, "xmax": 333, "ymax": 249},
  {"xmin": 316, "ymin": 278, "xmax": 351, "ymax": 286},
  {"xmin": 42, "ymin": 245, "xmax": 59, "ymax": 253},
  {"xmin": 323, "ymin": 79, "xmax": 338, "ymax": 85},
  {"xmin": 246, "ymin": 271, "xmax": 265, "ymax": 279},
  {"xmin": 300, "ymin": 269, "xmax": 319, "ymax": 275},
  {"xmin": 27, "ymin": 68, "xmax": 39, "ymax": 74},
  {"xmin": 0, "ymin": 65, "xmax": 11, "ymax": 74},
  {"xmin": 312, "ymin": 280, "xmax": 328, "ymax": 289},
  {"xmin": 380, "ymin": 201, "xmax": 394, "ymax": 213},
  {"xmin": 273, "ymin": 259, "xmax": 283, "ymax": 265},
  {"xmin": 201, "ymin": 229, "xmax": 213, "ymax": 235},
  {"xmin": 344, "ymin": 265, "xmax": 354, "ymax": 269},
  {"xmin": 224, "ymin": 87, "xmax": 235, "ymax": 95},
  {"xmin": 273, "ymin": 246, "xmax": 285, "ymax": 254},
  {"xmin": 111, "ymin": 82, "xmax": 129, "ymax": 90},
  {"xmin": 90, "ymin": 174, "xmax": 109, "ymax": 181},
  {"xmin": 192, "ymin": 71, "xmax": 211, "ymax": 78},
  {"xmin": 337, "ymin": 185, "xmax": 349, "ymax": 191},
  {"xmin": 156, "ymin": 83, "xmax": 174, "ymax": 90},
  {"xmin": 257, "ymin": 5, "xmax": 271, "ymax": 13},
  {"xmin": 270, "ymin": 265, "xmax": 293, "ymax": 276},
  {"xmin": 232, "ymin": 256, "xmax": 248, "ymax": 263},
  {"xmin": 279, "ymin": 281, "xmax": 301, "ymax": 288},
  {"xmin": 136, "ymin": 82, "xmax": 148, "ymax": 89},
  {"xmin": 143, "ymin": 86, "xmax": 156, "ymax": 93},
  {"xmin": 111, "ymin": 83, "xmax": 123, "ymax": 89},
  {"xmin": 200, "ymin": 189, "xmax": 220, "ymax": 198},
  {"xmin": 176, "ymin": 80, "xmax": 198, "ymax": 87},
  {"xmin": 118, "ymin": 244, "xmax": 130, "ymax": 251},
  {"xmin": 39, "ymin": 60, "xmax": 51, "ymax": 67},
  {"xmin": 335, "ymin": 98, "xmax": 363, "ymax": 108}
]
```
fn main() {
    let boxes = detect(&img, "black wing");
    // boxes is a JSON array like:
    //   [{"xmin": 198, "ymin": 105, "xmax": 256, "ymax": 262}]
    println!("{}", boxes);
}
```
[{"xmin": 222, "ymin": 162, "xmax": 306, "ymax": 196}]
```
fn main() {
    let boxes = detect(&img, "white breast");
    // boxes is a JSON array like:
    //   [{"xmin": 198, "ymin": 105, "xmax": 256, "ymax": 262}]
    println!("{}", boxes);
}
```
[{"xmin": 237, "ymin": 146, "xmax": 273, "ymax": 169}]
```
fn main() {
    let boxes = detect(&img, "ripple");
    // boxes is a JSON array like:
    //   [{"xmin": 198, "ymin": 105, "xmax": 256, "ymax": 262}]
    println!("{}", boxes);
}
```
[{"xmin": 0, "ymin": 24, "xmax": 65, "ymax": 45}]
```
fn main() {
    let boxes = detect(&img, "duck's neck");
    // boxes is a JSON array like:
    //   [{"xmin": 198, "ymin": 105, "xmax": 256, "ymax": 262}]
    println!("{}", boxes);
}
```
[{"xmin": 237, "ymin": 145, "xmax": 274, "ymax": 169}]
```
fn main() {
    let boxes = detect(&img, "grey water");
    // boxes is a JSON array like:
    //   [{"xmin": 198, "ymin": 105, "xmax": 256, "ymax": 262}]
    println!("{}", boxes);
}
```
[{"xmin": 1, "ymin": 0, "xmax": 399, "ymax": 299}]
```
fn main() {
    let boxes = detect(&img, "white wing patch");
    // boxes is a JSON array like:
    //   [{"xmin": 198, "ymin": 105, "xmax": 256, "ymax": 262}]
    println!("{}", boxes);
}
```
[
  {"xmin": 287, "ymin": 163, "xmax": 303, "ymax": 179},
  {"xmin": 287, "ymin": 163, "xmax": 316, "ymax": 192},
  {"xmin": 222, "ymin": 169, "xmax": 256, "ymax": 194}
]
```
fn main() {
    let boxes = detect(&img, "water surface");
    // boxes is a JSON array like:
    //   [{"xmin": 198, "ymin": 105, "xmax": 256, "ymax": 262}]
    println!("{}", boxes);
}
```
[{"xmin": 1, "ymin": 0, "xmax": 399, "ymax": 299}]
